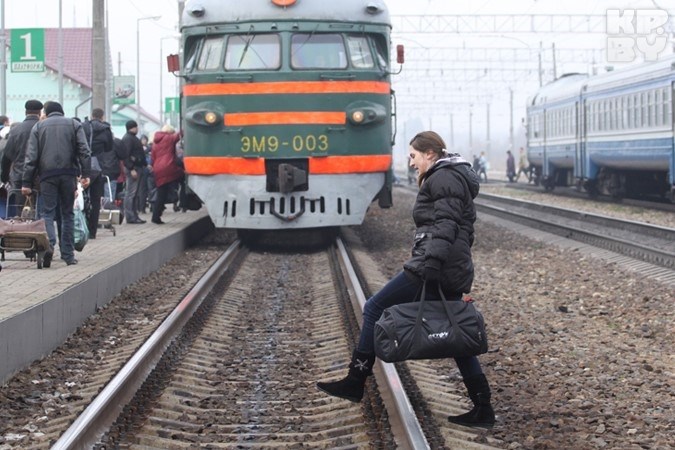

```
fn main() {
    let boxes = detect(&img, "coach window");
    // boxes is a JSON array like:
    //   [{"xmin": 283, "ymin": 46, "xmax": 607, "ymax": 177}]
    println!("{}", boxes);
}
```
[
  {"xmin": 291, "ymin": 34, "xmax": 347, "ymax": 69},
  {"xmin": 197, "ymin": 36, "xmax": 224, "ymax": 71},
  {"xmin": 656, "ymin": 89, "xmax": 663, "ymax": 126},
  {"xmin": 664, "ymin": 88, "xmax": 672, "ymax": 126},
  {"xmin": 647, "ymin": 91, "xmax": 656, "ymax": 127},
  {"xmin": 225, "ymin": 34, "xmax": 280, "ymax": 70}
]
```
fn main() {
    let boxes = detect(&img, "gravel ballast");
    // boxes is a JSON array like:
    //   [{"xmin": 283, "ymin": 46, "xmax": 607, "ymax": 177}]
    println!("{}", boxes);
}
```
[{"xmin": 354, "ymin": 186, "xmax": 674, "ymax": 449}]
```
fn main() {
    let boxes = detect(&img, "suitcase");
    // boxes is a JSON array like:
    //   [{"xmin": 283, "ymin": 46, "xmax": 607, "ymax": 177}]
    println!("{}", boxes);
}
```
[{"xmin": 0, "ymin": 193, "xmax": 50, "ymax": 269}]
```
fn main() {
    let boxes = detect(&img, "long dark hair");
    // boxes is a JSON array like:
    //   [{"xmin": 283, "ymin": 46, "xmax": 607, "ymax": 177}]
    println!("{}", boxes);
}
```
[{"xmin": 409, "ymin": 131, "xmax": 446, "ymax": 186}]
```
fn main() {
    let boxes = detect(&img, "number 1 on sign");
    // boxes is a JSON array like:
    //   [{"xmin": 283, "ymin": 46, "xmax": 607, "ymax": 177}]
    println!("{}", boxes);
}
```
[{"xmin": 20, "ymin": 32, "xmax": 36, "ymax": 61}]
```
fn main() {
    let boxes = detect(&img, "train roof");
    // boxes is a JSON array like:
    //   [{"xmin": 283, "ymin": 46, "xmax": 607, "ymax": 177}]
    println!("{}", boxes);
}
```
[
  {"xmin": 584, "ymin": 54, "xmax": 675, "ymax": 94},
  {"xmin": 181, "ymin": 0, "xmax": 391, "ymax": 29},
  {"xmin": 528, "ymin": 73, "xmax": 588, "ymax": 107}
]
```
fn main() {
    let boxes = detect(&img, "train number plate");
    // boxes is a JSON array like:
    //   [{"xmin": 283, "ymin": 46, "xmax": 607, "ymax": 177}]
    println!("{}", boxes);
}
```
[{"xmin": 241, "ymin": 134, "xmax": 329, "ymax": 154}]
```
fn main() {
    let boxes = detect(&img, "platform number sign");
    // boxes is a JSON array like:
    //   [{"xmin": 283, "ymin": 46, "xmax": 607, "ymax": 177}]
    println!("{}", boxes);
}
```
[
  {"xmin": 165, "ymin": 97, "xmax": 180, "ymax": 113},
  {"xmin": 10, "ymin": 28, "xmax": 45, "ymax": 72}
]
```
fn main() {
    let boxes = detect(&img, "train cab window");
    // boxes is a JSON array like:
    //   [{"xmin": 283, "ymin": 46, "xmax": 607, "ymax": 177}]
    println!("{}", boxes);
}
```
[
  {"xmin": 197, "ymin": 37, "xmax": 225, "ymax": 71},
  {"xmin": 346, "ymin": 35, "xmax": 374, "ymax": 68},
  {"xmin": 291, "ymin": 33, "xmax": 347, "ymax": 69},
  {"xmin": 225, "ymin": 34, "xmax": 280, "ymax": 70}
]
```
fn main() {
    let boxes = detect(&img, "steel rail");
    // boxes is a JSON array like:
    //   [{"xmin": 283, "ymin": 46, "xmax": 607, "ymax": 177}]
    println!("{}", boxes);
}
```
[
  {"xmin": 335, "ymin": 237, "xmax": 430, "ymax": 450},
  {"xmin": 475, "ymin": 199, "xmax": 675, "ymax": 269},
  {"xmin": 52, "ymin": 241, "xmax": 242, "ymax": 450}
]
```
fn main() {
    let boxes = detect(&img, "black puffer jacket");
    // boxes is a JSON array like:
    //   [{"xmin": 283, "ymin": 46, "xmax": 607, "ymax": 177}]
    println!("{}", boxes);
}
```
[{"xmin": 403, "ymin": 155, "xmax": 481, "ymax": 294}]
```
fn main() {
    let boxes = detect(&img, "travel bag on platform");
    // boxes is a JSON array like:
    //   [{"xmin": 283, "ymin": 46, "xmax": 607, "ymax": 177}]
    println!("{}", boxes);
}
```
[{"xmin": 374, "ymin": 282, "xmax": 488, "ymax": 363}]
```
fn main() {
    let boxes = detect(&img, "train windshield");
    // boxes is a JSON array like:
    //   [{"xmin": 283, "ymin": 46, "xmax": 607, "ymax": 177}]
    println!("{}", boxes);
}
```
[
  {"xmin": 291, "ymin": 33, "xmax": 347, "ymax": 69},
  {"xmin": 225, "ymin": 34, "xmax": 281, "ymax": 70},
  {"xmin": 290, "ymin": 33, "xmax": 378, "ymax": 70}
]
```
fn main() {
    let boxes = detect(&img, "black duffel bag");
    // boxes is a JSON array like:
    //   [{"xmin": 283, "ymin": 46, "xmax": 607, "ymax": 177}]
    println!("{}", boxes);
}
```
[{"xmin": 374, "ymin": 282, "xmax": 488, "ymax": 363}]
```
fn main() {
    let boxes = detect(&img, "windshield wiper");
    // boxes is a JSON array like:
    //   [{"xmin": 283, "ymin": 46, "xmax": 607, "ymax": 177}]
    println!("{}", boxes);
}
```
[{"xmin": 238, "ymin": 25, "xmax": 255, "ymax": 68}]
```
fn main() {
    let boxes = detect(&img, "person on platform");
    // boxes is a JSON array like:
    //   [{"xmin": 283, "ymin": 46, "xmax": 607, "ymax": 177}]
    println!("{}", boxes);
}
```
[
  {"xmin": 150, "ymin": 125, "xmax": 183, "ymax": 224},
  {"xmin": 1, "ymin": 100, "xmax": 43, "ymax": 213},
  {"xmin": 82, "ymin": 108, "xmax": 113, "ymax": 238},
  {"xmin": 122, "ymin": 120, "xmax": 147, "ymax": 224},
  {"xmin": 21, "ymin": 101, "xmax": 91, "ymax": 267},
  {"xmin": 316, "ymin": 130, "xmax": 496, "ymax": 428}
]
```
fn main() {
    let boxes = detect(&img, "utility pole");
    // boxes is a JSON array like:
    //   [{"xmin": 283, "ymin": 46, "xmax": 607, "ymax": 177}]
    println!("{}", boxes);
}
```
[
  {"xmin": 58, "ymin": 0, "xmax": 63, "ymax": 105},
  {"xmin": 92, "ymin": 0, "xmax": 106, "ymax": 111},
  {"xmin": 509, "ymin": 88, "xmax": 514, "ymax": 151},
  {"xmin": 486, "ymin": 102, "xmax": 491, "ymax": 157},
  {"xmin": 469, "ymin": 106, "xmax": 473, "ymax": 153},
  {"xmin": 538, "ymin": 41, "xmax": 543, "ymax": 87},
  {"xmin": 449, "ymin": 113, "xmax": 454, "ymax": 151}
]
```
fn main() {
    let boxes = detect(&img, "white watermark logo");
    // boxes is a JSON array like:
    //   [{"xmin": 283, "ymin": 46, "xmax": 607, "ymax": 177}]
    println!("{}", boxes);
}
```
[{"xmin": 606, "ymin": 9, "xmax": 670, "ymax": 62}]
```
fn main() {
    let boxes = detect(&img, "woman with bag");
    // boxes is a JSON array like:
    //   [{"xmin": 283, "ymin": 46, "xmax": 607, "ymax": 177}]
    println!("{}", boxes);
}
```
[{"xmin": 317, "ymin": 131, "xmax": 496, "ymax": 428}]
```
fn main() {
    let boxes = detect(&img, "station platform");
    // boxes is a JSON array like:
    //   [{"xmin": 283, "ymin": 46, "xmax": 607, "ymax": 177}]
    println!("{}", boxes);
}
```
[{"xmin": 0, "ymin": 209, "xmax": 213, "ymax": 383}]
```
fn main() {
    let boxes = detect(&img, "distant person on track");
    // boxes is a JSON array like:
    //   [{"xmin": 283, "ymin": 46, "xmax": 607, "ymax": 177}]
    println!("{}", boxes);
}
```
[
  {"xmin": 316, "ymin": 130, "xmax": 496, "ymax": 429},
  {"xmin": 21, "ymin": 101, "xmax": 91, "ymax": 267},
  {"xmin": 515, "ymin": 147, "xmax": 530, "ymax": 183},
  {"xmin": 506, "ymin": 150, "xmax": 516, "ymax": 182},
  {"xmin": 477, "ymin": 151, "xmax": 488, "ymax": 183}
]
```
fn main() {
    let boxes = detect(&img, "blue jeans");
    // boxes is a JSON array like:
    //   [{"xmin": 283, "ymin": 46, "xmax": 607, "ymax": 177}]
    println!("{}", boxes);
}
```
[
  {"xmin": 124, "ymin": 168, "xmax": 141, "ymax": 222},
  {"xmin": 40, "ymin": 175, "xmax": 76, "ymax": 261},
  {"xmin": 358, "ymin": 271, "xmax": 483, "ymax": 379}
]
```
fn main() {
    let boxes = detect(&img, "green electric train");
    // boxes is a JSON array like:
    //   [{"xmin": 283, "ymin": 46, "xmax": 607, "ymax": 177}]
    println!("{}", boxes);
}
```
[{"xmin": 176, "ymin": 0, "xmax": 399, "ymax": 231}]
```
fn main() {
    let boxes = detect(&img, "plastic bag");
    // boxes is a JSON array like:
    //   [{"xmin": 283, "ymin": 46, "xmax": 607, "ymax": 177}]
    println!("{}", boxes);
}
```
[{"xmin": 73, "ymin": 183, "xmax": 89, "ymax": 251}]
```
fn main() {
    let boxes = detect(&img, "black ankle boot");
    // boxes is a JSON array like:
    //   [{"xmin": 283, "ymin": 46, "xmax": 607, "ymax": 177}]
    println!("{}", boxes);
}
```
[
  {"xmin": 448, "ymin": 373, "xmax": 495, "ymax": 428},
  {"xmin": 317, "ymin": 350, "xmax": 375, "ymax": 402}
]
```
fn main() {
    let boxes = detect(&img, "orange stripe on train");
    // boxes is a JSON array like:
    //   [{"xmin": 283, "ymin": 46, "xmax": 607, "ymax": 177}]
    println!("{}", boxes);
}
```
[
  {"xmin": 224, "ymin": 111, "xmax": 346, "ymax": 126},
  {"xmin": 183, "ymin": 81, "xmax": 390, "ymax": 96},
  {"xmin": 184, "ymin": 155, "xmax": 392, "ymax": 175}
]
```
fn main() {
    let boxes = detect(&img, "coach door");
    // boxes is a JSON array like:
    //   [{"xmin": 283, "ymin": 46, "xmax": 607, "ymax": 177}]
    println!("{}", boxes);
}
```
[{"xmin": 575, "ymin": 98, "xmax": 587, "ymax": 189}]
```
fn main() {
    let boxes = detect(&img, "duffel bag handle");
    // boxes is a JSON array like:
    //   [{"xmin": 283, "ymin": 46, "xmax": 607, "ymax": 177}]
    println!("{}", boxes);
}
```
[{"xmin": 414, "ymin": 282, "xmax": 461, "ymax": 332}]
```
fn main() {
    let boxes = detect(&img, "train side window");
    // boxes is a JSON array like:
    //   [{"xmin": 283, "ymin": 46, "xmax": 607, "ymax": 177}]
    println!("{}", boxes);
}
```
[
  {"xmin": 664, "ymin": 88, "xmax": 672, "ymax": 126},
  {"xmin": 224, "ymin": 34, "xmax": 281, "ymax": 70},
  {"xmin": 656, "ymin": 89, "xmax": 663, "ymax": 126},
  {"xmin": 197, "ymin": 36, "xmax": 225, "ymax": 71},
  {"xmin": 627, "ymin": 95, "xmax": 633, "ymax": 128},
  {"xmin": 184, "ymin": 37, "xmax": 202, "ymax": 73},
  {"xmin": 291, "ymin": 33, "xmax": 347, "ymax": 69},
  {"xmin": 345, "ymin": 35, "xmax": 374, "ymax": 68}
]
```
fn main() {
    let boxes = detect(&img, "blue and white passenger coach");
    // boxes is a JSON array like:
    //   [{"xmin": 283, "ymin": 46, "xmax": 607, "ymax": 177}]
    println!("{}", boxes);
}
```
[{"xmin": 526, "ymin": 56, "xmax": 675, "ymax": 201}]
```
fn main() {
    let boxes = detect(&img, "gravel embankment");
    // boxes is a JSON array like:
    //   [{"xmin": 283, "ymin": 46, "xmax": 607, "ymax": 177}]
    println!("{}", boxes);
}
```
[{"xmin": 354, "ymin": 186, "xmax": 674, "ymax": 450}]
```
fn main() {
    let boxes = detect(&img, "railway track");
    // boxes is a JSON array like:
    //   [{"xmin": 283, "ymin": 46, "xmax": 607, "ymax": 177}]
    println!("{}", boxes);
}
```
[
  {"xmin": 497, "ymin": 181, "xmax": 675, "ymax": 214},
  {"xmin": 475, "ymin": 193, "xmax": 675, "ymax": 286},
  {"xmin": 50, "ymin": 236, "xmax": 502, "ymax": 449}
]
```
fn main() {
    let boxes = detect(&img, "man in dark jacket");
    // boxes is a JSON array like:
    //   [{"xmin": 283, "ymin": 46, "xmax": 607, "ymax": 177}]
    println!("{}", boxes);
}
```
[
  {"xmin": 22, "ymin": 101, "xmax": 91, "ymax": 267},
  {"xmin": 82, "ymin": 108, "xmax": 113, "ymax": 238},
  {"xmin": 122, "ymin": 120, "xmax": 147, "ymax": 224},
  {"xmin": 1, "ymin": 100, "xmax": 43, "ymax": 214}
]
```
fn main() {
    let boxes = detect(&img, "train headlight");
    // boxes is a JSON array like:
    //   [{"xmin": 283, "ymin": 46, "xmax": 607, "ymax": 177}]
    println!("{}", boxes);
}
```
[
  {"xmin": 204, "ymin": 111, "xmax": 218, "ymax": 124},
  {"xmin": 185, "ymin": 102, "xmax": 224, "ymax": 128},
  {"xmin": 346, "ymin": 101, "xmax": 386, "ymax": 126}
]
